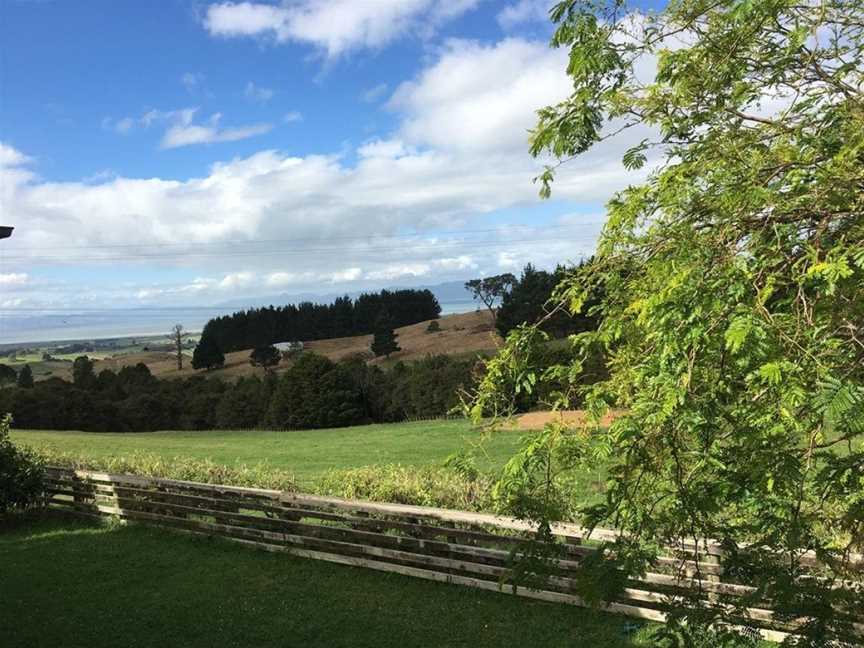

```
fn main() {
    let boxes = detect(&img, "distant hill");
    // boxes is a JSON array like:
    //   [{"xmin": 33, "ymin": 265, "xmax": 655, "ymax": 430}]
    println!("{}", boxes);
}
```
[{"xmin": 88, "ymin": 310, "xmax": 500, "ymax": 381}]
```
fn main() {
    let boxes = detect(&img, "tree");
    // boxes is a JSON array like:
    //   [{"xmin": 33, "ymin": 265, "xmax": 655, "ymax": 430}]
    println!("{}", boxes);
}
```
[
  {"xmin": 72, "ymin": 355, "xmax": 96, "ymax": 389},
  {"xmin": 496, "ymin": 262, "xmax": 602, "ymax": 339},
  {"xmin": 117, "ymin": 362, "xmax": 155, "ymax": 393},
  {"xmin": 16, "ymin": 365, "xmax": 33, "ymax": 389},
  {"xmin": 426, "ymin": 320, "xmax": 440, "ymax": 334},
  {"xmin": 266, "ymin": 353, "xmax": 337, "ymax": 429},
  {"xmin": 0, "ymin": 364, "xmax": 16, "ymax": 386},
  {"xmin": 371, "ymin": 328, "xmax": 400, "ymax": 358},
  {"xmin": 192, "ymin": 334, "xmax": 225, "ymax": 371},
  {"xmin": 214, "ymin": 376, "xmax": 269, "ymax": 429},
  {"xmin": 249, "ymin": 345, "xmax": 281, "ymax": 370},
  {"xmin": 370, "ymin": 313, "xmax": 400, "ymax": 358},
  {"xmin": 473, "ymin": 1, "xmax": 864, "ymax": 643},
  {"xmin": 168, "ymin": 323, "xmax": 187, "ymax": 371},
  {"xmin": 464, "ymin": 274, "xmax": 516, "ymax": 322},
  {"xmin": 198, "ymin": 289, "xmax": 441, "ymax": 353}
]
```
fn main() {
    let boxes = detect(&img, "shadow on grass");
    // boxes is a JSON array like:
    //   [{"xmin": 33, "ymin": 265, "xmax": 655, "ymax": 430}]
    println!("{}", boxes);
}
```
[{"xmin": 0, "ymin": 512, "xmax": 652, "ymax": 648}]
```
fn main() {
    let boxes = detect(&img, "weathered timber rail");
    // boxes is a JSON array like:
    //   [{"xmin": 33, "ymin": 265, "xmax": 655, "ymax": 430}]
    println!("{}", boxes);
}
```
[{"xmin": 44, "ymin": 466, "xmax": 862, "ymax": 644}]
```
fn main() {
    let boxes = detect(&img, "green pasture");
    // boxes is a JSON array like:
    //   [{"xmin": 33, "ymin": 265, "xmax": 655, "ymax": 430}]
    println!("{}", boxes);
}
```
[
  {"xmin": 0, "ymin": 352, "xmax": 112, "ymax": 366},
  {"xmin": 11, "ymin": 420, "xmax": 536, "ymax": 486}
]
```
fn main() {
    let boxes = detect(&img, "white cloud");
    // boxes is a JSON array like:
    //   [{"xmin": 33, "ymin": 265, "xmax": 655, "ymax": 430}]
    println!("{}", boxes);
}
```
[
  {"xmin": 365, "ymin": 263, "xmax": 430, "ymax": 281},
  {"xmin": 266, "ymin": 269, "xmax": 364, "ymax": 288},
  {"xmin": 82, "ymin": 169, "xmax": 117, "ymax": 184},
  {"xmin": 430, "ymin": 0, "xmax": 480, "ymax": 21},
  {"xmin": 0, "ymin": 143, "xmax": 32, "ymax": 167},
  {"xmin": 497, "ymin": 251, "xmax": 521, "ymax": 269},
  {"xmin": 181, "ymin": 72, "xmax": 204, "ymax": 92},
  {"xmin": 131, "ymin": 107, "xmax": 273, "ymax": 149},
  {"xmin": 390, "ymin": 38, "xmax": 572, "ymax": 155},
  {"xmin": 2, "ymin": 130, "xmax": 601, "ymax": 242},
  {"xmin": 162, "ymin": 122, "xmax": 273, "ymax": 149},
  {"xmin": 362, "ymin": 83, "xmax": 389, "ymax": 103},
  {"xmin": 0, "ymin": 143, "xmax": 36, "ymax": 204},
  {"xmin": 0, "ymin": 273, "xmax": 28, "ymax": 286},
  {"xmin": 141, "ymin": 108, "xmax": 190, "ymax": 128},
  {"xmin": 136, "ymin": 274, "xmax": 254, "ymax": 300},
  {"xmin": 0, "ymin": 37, "xmax": 643, "ymax": 257},
  {"xmin": 0, "ymin": 33, "xmax": 631, "ymax": 258},
  {"xmin": 136, "ymin": 278, "xmax": 214, "ymax": 300},
  {"xmin": 204, "ymin": 2, "xmax": 286, "ymax": 38},
  {"xmin": 497, "ymin": 0, "xmax": 550, "ymax": 29},
  {"xmin": 245, "ymin": 81, "xmax": 275, "ymax": 103},
  {"xmin": 0, "ymin": 34, "xmax": 653, "ymax": 307},
  {"xmin": 102, "ymin": 116, "xmax": 136, "ymax": 135},
  {"xmin": 133, "ymin": 288, "xmax": 156, "ymax": 300},
  {"xmin": 115, "ymin": 117, "xmax": 135, "ymax": 134},
  {"xmin": 357, "ymin": 138, "xmax": 411, "ymax": 159},
  {"xmin": 218, "ymin": 271, "xmax": 255, "ymax": 289},
  {"xmin": 202, "ymin": 0, "xmax": 480, "ymax": 59},
  {"xmin": 102, "ymin": 107, "xmax": 271, "ymax": 148},
  {"xmin": 266, "ymin": 271, "xmax": 303, "ymax": 287},
  {"xmin": 328, "ymin": 267, "xmax": 363, "ymax": 282},
  {"xmin": 434, "ymin": 255, "xmax": 476, "ymax": 271},
  {"xmin": 283, "ymin": 111, "xmax": 303, "ymax": 123}
]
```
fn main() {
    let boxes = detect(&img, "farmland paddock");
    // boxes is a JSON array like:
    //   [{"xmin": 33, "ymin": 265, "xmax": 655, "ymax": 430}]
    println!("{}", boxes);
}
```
[{"xmin": 44, "ymin": 466, "xmax": 863, "ymax": 644}]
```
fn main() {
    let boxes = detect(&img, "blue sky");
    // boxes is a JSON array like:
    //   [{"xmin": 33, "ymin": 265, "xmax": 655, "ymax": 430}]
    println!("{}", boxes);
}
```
[{"xmin": 0, "ymin": 0, "xmax": 661, "ymax": 339}]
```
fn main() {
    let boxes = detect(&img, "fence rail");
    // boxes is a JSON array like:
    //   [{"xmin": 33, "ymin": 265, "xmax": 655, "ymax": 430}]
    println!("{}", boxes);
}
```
[{"xmin": 43, "ymin": 466, "xmax": 861, "ymax": 644}]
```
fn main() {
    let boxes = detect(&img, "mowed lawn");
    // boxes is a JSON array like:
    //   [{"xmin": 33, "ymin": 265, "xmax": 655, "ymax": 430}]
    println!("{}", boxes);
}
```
[
  {"xmin": 10, "ymin": 420, "xmax": 527, "ymax": 485},
  {"xmin": 0, "ymin": 515, "xmax": 654, "ymax": 648}
]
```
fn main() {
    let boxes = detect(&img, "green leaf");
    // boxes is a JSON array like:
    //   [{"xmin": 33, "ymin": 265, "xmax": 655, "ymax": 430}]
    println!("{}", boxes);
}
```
[
  {"xmin": 758, "ymin": 362, "xmax": 783, "ymax": 385},
  {"xmin": 622, "ymin": 140, "xmax": 649, "ymax": 170},
  {"xmin": 724, "ymin": 316, "xmax": 752, "ymax": 353}
]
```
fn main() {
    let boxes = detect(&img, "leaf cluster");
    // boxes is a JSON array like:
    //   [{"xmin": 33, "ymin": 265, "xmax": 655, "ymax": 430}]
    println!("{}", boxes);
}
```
[{"xmin": 478, "ymin": 0, "xmax": 864, "ymax": 642}]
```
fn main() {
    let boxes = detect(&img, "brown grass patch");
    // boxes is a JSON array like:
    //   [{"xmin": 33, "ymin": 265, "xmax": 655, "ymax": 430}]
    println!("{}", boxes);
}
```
[{"xmin": 510, "ymin": 409, "xmax": 624, "ymax": 431}]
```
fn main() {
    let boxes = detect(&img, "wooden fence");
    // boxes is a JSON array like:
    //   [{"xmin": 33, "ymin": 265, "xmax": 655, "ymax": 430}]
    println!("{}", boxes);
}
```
[{"xmin": 44, "ymin": 466, "xmax": 861, "ymax": 644}]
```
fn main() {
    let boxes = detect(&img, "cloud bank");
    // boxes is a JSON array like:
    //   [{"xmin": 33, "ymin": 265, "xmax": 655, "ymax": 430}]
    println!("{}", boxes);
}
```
[{"xmin": 1, "ymin": 37, "xmax": 653, "ymax": 310}]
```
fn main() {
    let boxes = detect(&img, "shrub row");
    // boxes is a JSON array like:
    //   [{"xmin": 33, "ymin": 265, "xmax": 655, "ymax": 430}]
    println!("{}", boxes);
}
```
[
  {"xmin": 0, "ymin": 354, "xmax": 480, "ymax": 432},
  {"xmin": 26, "ymin": 447, "xmax": 495, "ymax": 512}
]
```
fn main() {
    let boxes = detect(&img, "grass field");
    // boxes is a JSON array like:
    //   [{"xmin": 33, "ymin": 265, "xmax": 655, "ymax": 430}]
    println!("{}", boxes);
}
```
[
  {"xmin": 0, "ymin": 514, "xmax": 654, "ymax": 648},
  {"xmin": 11, "ymin": 420, "xmax": 610, "ymax": 508},
  {"xmin": 11, "ymin": 420, "xmax": 526, "ymax": 484}
]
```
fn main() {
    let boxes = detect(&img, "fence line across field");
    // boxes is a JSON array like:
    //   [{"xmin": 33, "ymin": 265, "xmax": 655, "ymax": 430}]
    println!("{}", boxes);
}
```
[{"xmin": 43, "ymin": 466, "xmax": 862, "ymax": 644}]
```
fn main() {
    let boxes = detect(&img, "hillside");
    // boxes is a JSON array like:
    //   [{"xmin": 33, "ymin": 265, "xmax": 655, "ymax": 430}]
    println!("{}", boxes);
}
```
[{"xmin": 87, "ymin": 309, "xmax": 500, "ymax": 380}]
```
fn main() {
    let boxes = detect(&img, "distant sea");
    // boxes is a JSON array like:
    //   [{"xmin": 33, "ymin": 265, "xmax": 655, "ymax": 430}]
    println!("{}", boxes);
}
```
[
  {"xmin": 0, "ymin": 300, "xmax": 478, "ymax": 346},
  {"xmin": 1, "ymin": 280, "xmax": 481, "ymax": 346}
]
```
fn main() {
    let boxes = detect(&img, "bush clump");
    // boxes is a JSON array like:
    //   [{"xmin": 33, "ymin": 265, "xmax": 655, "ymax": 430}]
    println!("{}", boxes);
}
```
[{"xmin": 0, "ymin": 414, "xmax": 45, "ymax": 515}]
